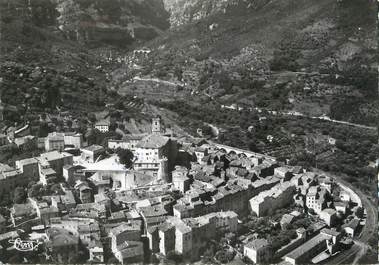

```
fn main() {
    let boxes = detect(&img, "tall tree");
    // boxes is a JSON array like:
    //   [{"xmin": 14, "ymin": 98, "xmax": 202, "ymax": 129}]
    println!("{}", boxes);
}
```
[{"xmin": 116, "ymin": 148, "xmax": 134, "ymax": 168}]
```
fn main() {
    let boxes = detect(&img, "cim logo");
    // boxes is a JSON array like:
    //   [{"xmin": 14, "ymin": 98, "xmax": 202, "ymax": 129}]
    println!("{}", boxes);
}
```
[{"xmin": 8, "ymin": 238, "xmax": 42, "ymax": 252}]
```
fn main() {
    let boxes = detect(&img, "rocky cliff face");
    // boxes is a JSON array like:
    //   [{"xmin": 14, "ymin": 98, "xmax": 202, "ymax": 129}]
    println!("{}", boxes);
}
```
[
  {"xmin": 0, "ymin": 0, "xmax": 274, "ymax": 48},
  {"xmin": 162, "ymin": 0, "xmax": 271, "ymax": 27},
  {"xmin": 0, "ymin": 0, "xmax": 170, "ymax": 48},
  {"xmin": 54, "ymin": 0, "xmax": 170, "ymax": 46}
]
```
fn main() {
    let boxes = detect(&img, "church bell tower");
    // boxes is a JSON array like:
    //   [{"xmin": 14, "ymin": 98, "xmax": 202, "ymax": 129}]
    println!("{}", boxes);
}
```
[{"xmin": 152, "ymin": 116, "xmax": 162, "ymax": 134}]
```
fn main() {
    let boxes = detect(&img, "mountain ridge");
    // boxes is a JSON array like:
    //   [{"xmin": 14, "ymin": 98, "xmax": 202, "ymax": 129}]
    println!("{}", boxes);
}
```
[
  {"xmin": 0, "ymin": 0, "xmax": 377, "ymax": 126},
  {"xmin": 116, "ymin": 0, "xmax": 378, "ymax": 125}
]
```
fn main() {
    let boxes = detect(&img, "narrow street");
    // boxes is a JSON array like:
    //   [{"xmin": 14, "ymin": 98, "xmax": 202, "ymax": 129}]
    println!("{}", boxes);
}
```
[{"xmin": 325, "ymin": 244, "xmax": 360, "ymax": 265}]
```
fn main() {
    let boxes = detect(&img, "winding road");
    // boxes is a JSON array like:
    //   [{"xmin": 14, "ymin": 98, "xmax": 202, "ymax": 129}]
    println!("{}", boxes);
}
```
[
  {"xmin": 220, "ymin": 103, "xmax": 377, "ymax": 131},
  {"xmin": 272, "ymin": 110, "xmax": 377, "ymax": 131},
  {"xmin": 132, "ymin": 76, "xmax": 183, "ymax": 87}
]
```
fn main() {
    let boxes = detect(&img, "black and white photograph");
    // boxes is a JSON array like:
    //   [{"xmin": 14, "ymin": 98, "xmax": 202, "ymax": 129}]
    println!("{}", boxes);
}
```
[{"xmin": 0, "ymin": 0, "xmax": 377, "ymax": 264}]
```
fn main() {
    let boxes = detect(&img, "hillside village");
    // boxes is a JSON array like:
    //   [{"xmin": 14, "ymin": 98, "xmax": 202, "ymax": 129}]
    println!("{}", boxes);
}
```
[{"xmin": 0, "ymin": 114, "xmax": 371, "ymax": 264}]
